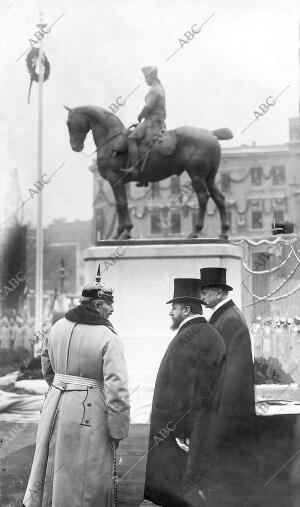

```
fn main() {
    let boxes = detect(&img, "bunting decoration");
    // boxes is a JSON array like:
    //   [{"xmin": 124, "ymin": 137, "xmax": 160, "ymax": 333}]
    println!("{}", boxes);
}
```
[{"xmin": 26, "ymin": 48, "xmax": 50, "ymax": 104}]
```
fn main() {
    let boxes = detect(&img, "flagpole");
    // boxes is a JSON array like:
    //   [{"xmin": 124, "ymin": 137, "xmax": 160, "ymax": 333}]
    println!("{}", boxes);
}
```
[{"xmin": 34, "ymin": 11, "xmax": 45, "ymax": 351}]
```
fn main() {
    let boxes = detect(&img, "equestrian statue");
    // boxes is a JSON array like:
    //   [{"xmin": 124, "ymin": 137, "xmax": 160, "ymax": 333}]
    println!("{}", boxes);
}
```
[{"xmin": 65, "ymin": 66, "xmax": 233, "ymax": 240}]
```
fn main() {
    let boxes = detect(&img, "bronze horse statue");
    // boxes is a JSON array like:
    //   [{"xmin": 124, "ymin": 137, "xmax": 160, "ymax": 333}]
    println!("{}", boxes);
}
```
[{"xmin": 65, "ymin": 105, "xmax": 233, "ymax": 239}]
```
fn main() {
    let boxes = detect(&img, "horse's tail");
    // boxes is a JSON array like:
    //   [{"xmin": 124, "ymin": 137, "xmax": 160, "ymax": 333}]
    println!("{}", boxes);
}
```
[{"xmin": 211, "ymin": 128, "xmax": 233, "ymax": 140}]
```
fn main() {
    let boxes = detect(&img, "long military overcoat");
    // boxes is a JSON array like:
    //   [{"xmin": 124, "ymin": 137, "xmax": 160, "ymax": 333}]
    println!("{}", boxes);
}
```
[
  {"xmin": 144, "ymin": 316, "xmax": 226, "ymax": 507},
  {"xmin": 23, "ymin": 304, "xmax": 130, "ymax": 507}
]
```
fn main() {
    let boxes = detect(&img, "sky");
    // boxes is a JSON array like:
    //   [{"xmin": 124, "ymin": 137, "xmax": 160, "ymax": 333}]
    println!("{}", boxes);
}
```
[{"xmin": 0, "ymin": 0, "xmax": 299, "ymax": 226}]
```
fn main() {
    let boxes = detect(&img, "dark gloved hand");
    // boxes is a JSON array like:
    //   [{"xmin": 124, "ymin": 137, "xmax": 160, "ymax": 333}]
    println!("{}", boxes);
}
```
[{"xmin": 111, "ymin": 438, "xmax": 120, "ymax": 450}]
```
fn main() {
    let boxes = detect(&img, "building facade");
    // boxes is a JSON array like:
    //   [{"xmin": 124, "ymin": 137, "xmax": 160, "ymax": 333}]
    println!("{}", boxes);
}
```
[
  {"xmin": 26, "ymin": 218, "xmax": 92, "ymax": 296},
  {"xmin": 91, "ymin": 118, "xmax": 300, "ymax": 241}
]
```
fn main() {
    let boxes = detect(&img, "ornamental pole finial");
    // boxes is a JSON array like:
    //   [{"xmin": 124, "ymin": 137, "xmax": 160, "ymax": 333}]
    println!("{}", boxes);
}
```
[
  {"xmin": 36, "ymin": 11, "xmax": 44, "ymax": 30},
  {"xmin": 96, "ymin": 264, "xmax": 101, "ymax": 282}
]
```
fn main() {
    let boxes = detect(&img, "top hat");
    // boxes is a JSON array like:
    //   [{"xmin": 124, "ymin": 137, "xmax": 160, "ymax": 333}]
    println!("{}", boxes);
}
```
[
  {"xmin": 141, "ymin": 66, "xmax": 158, "ymax": 78},
  {"xmin": 81, "ymin": 265, "xmax": 114, "ymax": 304},
  {"xmin": 199, "ymin": 268, "xmax": 233, "ymax": 291},
  {"xmin": 166, "ymin": 278, "xmax": 204, "ymax": 304}
]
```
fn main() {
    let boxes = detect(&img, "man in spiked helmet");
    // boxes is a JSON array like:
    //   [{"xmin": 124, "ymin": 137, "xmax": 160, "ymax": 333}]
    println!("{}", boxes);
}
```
[
  {"xmin": 23, "ymin": 266, "xmax": 130, "ymax": 507},
  {"xmin": 142, "ymin": 278, "xmax": 226, "ymax": 507}
]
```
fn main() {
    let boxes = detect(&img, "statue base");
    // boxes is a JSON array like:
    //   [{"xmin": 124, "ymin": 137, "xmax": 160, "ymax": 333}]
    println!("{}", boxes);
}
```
[
  {"xmin": 84, "ymin": 239, "xmax": 242, "ymax": 416},
  {"xmin": 84, "ymin": 239, "xmax": 242, "ymax": 332}
]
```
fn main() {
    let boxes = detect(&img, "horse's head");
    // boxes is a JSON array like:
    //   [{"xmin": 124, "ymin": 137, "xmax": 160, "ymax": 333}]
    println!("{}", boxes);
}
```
[{"xmin": 64, "ymin": 106, "xmax": 90, "ymax": 152}]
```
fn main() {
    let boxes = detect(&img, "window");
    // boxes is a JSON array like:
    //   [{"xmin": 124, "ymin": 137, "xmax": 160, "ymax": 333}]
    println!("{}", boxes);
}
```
[
  {"xmin": 273, "ymin": 209, "xmax": 284, "ymax": 223},
  {"xmin": 227, "ymin": 210, "xmax": 232, "ymax": 227},
  {"xmin": 221, "ymin": 174, "xmax": 231, "ymax": 193},
  {"xmin": 150, "ymin": 213, "xmax": 162, "ymax": 235},
  {"xmin": 250, "ymin": 167, "xmax": 263, "ymax": 186},
  {"xmin": 252, "ymin": 252, "xmax": 269, "ymax": 271},
  {"xmin": 271, "ymin": 166, "xmax": 286, "ymax": 185},
  {"xmin": 251, "ymin": 211, "xmax": 263, "ymax": 229},
  {"xmin": 95, "ymin": 208, "xmax": 104, "ymax": 241},
  {"xmin": 170, "ymin": 212, "xmax": 181, "ymax": 234},
  {"xmin": 170, "ymin": 176, "xmax": 180, "ymax": 195},
  {"xmin": 192, "ymin": 211, "xmax": 198, "ymax": 230}
]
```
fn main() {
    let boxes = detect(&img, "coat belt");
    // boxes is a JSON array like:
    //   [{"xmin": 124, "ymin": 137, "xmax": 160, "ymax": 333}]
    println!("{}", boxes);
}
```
[{"xmin": 53, "ymin": 373, "xmax": 103, "ymax": 389}]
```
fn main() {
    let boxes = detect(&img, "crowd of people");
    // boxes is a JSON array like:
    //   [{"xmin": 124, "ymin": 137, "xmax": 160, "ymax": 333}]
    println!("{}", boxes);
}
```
[
  {"xmin": 0, "ymin": 310, "xmax": 56, "ymax": 354},
  {"xmin": 0, "ymin": 314, "xmax": 35, "ymax": 351},
  {"xmin": 250, "ymin": 315, "xmax": 300, "ymax": 355},
  {"xmin": 250, "ymin": 315, "xmax": 300, "ymax": 384}
]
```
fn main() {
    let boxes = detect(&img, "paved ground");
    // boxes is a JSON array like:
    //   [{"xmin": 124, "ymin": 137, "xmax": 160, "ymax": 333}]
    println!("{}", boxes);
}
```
[
  {"xmin": 0, "ymin": 418, "xmax": 299, "ymax": 507},
  {"xmin": 0, "ymin": 423, "xmax": 149, "ymax": 507}
]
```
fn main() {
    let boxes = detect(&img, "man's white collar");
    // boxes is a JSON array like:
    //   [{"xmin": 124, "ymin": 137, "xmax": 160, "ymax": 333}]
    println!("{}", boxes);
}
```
[
  {"xmin": 211, "ymin": 297, "xmax": 229, "ymax": 314},
  {"xmin": 178, "ymin": 314, "xmax": 203, "ymax": 330}
]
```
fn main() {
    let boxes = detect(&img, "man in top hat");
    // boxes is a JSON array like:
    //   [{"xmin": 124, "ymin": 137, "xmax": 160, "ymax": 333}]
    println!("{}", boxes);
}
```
[
  {"xmin": 142, "ymin": 278, "xmax": 226, "ymax": 507},
  {"xmin": 124, "ymin": 65, "xmax": 166, "ymax": 185},
  {"xmin": 199, "ymin": 267, "xmax": 256, "ymax": 507},
  {"xmin": 23, "ymin": 267, "xmax": 130, "ymax": 507}
]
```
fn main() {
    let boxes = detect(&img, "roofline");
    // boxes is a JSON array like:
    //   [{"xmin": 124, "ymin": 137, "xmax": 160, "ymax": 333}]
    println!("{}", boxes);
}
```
[{"xmin": 222, "ymin": 144, "xmax": 290, "ymax": 155}]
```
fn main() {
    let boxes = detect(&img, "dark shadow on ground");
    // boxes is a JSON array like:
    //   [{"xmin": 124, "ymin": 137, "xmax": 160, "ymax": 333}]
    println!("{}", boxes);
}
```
[{"xmin": 0, "ymin": 418, "xmax": 299, "ymax": 507}]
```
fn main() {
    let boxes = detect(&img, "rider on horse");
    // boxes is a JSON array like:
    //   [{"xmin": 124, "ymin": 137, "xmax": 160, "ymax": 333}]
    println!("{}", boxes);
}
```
[{"xmin": 124, "ymin": 66, "xmax": 166, "ymax": 184}]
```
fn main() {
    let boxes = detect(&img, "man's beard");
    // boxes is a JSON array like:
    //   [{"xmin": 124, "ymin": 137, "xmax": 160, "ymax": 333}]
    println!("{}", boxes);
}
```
[{"xmin": 170, "ymin": 317, "xmax": 183, "ymax": 331}]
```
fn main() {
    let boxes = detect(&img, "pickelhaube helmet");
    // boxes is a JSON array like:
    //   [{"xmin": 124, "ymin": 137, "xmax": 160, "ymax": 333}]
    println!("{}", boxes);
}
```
[{"xmin": 80, "ymin": 265, "xmax": 114, "ymax": 304}]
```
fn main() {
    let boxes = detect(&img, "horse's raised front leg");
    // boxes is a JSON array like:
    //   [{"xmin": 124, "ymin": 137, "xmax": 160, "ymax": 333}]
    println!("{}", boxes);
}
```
[
  {"xmin": 187, "ymin": 175, "xmax": 210, "ymax": 238},
  {"xmin": 109, "ymin": 177, "xmax": 133, "ymax": 240}
]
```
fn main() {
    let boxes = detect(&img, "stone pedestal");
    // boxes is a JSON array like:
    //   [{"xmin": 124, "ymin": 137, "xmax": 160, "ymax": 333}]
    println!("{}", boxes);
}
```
[
  {"xmin": 84, "ymin": 239, "xmax": 242, "ymax": 421},
  {"xmin": 84, "ymin": 239, "xmax": 242, "ymax": 335}
]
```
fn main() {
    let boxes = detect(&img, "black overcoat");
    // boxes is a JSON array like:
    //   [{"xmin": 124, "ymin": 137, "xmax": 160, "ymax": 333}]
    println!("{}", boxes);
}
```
[
  {"xmin": 208, "ymin": 299, "xmax": 257, "ymax": 507},
  {"xmin": 144, "ymin": 316, "xmax": 226, "ymax": 507}
]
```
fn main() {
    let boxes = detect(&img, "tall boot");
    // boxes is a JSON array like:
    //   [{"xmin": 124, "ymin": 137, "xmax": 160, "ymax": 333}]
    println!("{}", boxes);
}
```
[{"xmin": 121, "ymin": 138, "xmax": 140, "ymax": 180}]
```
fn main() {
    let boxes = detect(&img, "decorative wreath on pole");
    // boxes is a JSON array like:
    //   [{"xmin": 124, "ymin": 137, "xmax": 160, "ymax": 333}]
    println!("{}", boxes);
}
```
[{"xmin": 26, "ymin": 48, "xmax": 50, "ymax": 103}]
